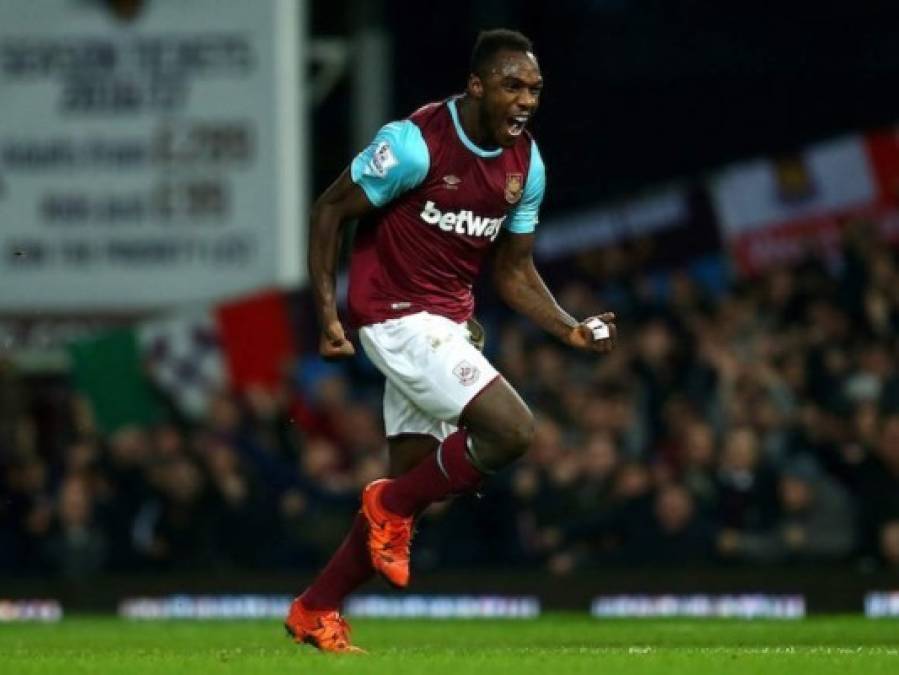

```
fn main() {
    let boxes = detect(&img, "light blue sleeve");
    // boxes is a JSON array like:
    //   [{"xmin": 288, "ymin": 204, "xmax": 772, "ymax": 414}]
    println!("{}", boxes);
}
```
[
  {"xmin": 350, "ymin": 120, "xmax": 430, "ymax": 207},
  {"xmin": 504, "ymin": 140, "xmax": 546, "ymax": 234}
]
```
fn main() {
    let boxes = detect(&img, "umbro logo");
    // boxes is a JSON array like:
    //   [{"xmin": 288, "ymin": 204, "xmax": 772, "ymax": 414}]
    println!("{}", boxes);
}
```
[{"xmin": 442, "ymin": 175, "xmax": 462, "ymax": 189}]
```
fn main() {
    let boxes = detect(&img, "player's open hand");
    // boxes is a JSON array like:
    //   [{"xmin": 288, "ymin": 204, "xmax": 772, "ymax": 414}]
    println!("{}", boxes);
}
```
[
  {"xmin": 567, "ymin": 312, "xmax": 617, "ymax": 353},
  {"xmin": 319, "ymin": 320, "xmax": 356, "ymax": 360}
]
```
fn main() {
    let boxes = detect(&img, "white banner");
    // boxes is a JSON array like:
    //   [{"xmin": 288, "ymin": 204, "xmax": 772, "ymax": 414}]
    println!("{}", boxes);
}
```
[
  {"xmin": 0, "ymin": 0, "xmax": 304, "ymax": 311},
  {"xmin": 710, "ymin": 135, "xmax": 877, "ymax": 274},
  {"xmin": 711, "ymin": 135, "xmax": 876, "ymax": 239}
]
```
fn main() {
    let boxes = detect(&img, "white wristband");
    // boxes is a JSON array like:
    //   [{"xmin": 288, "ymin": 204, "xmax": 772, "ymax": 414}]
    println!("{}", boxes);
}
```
[{"xmin": 584, "ymin": 317, "xmax": 610, "ymax": 341}]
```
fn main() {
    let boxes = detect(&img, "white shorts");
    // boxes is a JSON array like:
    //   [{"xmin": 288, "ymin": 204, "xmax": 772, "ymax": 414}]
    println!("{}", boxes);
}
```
[{"xmin": 358, "ymin": 311, "xmax": 499, "ymax": 442}]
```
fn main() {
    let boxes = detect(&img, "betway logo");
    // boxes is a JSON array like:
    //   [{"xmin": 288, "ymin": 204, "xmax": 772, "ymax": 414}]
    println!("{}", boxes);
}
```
[{"xmin": 420, "ymin": 201, "xmax": 504, "ymax": 240}]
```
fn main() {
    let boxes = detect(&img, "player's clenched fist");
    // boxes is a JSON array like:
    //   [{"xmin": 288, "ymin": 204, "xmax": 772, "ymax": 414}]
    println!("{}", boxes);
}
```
[
  {"xmin": 319, "ymin": 320, "xmax": 356, "ymax": 359},
  {"xmin": 566, "ymin": 312, "xmax": 617, "ymax": 353}
]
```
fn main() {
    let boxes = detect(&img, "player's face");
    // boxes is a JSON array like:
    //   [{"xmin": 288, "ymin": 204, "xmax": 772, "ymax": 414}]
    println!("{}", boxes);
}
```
[{"xmin": 471, "ymin": 50, "xmax": 543, "ymax": 148}]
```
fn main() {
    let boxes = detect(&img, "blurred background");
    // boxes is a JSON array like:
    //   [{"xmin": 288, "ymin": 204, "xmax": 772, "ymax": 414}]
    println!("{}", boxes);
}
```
[{"xmin": 2, "ymin": 0, "xmax": 899, "ymax": 613}]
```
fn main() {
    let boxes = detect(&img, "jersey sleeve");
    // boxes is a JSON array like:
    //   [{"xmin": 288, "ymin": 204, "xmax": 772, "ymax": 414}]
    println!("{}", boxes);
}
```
[
  {"xmin": 350, "ymin": 120, "xmax": 430, "ymax": 208},
  {"xmin": 504, "ymin": 139, "xmax": 546, "ymax": 234}
]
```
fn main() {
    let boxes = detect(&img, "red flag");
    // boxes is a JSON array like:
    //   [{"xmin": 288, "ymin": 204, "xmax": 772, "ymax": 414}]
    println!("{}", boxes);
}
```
[
  {"xmin": 865, "ymin": 129, "xmax": 899, "ymax": 207},
  {"xmin": 215, "ymin": 289, "xmax": 296, "ymax": 391}
]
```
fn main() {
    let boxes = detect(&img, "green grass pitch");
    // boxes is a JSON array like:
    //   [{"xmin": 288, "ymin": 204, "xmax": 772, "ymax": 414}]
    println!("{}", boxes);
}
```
[{"xmin": 1, "ymin": 615, "xmax": 897, "ymax": 674}]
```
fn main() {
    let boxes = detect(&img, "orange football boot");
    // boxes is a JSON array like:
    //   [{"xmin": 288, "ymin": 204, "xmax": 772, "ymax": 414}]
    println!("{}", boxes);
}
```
[
  {"xmin": 360, "ymin": 478, "xmax": 414, "ymax": 588},
  {"xmin": 284, "ymin": 597, "xmax": 365, "ymax": 654}
]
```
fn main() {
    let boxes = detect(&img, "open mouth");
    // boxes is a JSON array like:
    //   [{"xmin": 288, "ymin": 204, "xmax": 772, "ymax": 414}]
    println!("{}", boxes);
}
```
[{"xmin": 506, "ymin": 114, "xmax": 528, "ymax": 137}]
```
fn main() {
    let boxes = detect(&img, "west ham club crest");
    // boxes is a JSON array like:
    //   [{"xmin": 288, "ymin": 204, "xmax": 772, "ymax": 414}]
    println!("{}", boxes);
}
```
[{"xmin": 504, "ymin": 173, "xmax": 523, "ymax": 204}]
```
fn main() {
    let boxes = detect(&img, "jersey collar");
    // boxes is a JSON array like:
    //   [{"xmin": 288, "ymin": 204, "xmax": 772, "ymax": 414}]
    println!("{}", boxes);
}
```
[{"xmin": 448, "ymin": 97, "xmax": 503, "ymax": 159}]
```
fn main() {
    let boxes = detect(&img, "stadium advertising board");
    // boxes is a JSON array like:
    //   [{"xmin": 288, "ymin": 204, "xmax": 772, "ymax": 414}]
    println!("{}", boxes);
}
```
[
  {"xmin": 535, "ymin": 187, "xmax": 719, "ymax": 265},
  {"xmin": 864, "ymin": 592, "xmax": 899, "ymax": 618},
  {"xmin": 591, "ymin": 595, "xmax": 806, "ymax": 619},
  {"xmin": 0, "ymin": 0, "xmax": 303, "ymax": 311},
  {"xmin": 119, "ymin": 594, "xmax": 540, "ymax": 620},
  {"xmin": 345, "ymin": 595, "xmax": 540, "ymax": 619},
  {"xmin": 0, "ymin": 599, "xmax": 62, "ymax": 622}
]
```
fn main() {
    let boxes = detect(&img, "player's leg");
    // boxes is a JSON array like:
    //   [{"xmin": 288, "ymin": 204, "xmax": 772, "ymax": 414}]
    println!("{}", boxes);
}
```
[
  {"xmin": 388, "ymin": 433, "xmax": 440, "ymax": 476},
  {"xmin": 294, "ymin": 388, "xmax": 443, "ymax": 612},
  {"xmin": 357, "ymin": 313, "xmax": 534, "ymax": 586},
  {"xmin": 362, "ymin": 377, "xmax": 532, "ymax": 587},
  {"xmin": 458, "ymin": 375, "xmax": 534, "ymax": 469},
  {"xmin": 357, "ymin": 313, "xmax": 498, "ymax": 515},
  {"xmin": 286, "ymin": 502, "xmax": 370, "ymax": 653},
  {"xmin": 294, "ymin": 512, "xmax": 371, "ymax": 612},
  {"xmin": 377, "ymin": 376, "xmax": 533, "ymax": 517},
  {"xmin": 358, "ymin": 378, "xmax": 454, "ymax": 587},
  {"xmin": 382, "ymin": 377, "xmax": 451, "ymax": 479},
  {"xmin": 378, "ymin": 312, "xmax": 533, "ymax": 506}
]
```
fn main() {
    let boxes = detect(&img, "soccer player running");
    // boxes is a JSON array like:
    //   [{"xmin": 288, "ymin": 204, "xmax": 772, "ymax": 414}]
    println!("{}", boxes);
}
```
[{"xmin": 285, "ymin": 29, "xmax": 616, "ymax": 652}]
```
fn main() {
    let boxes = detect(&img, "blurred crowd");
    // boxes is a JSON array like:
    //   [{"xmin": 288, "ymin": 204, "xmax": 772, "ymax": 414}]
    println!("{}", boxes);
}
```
[{"xmin": 2, "ymin": 220, "xmax": 899, "ymax": 579}]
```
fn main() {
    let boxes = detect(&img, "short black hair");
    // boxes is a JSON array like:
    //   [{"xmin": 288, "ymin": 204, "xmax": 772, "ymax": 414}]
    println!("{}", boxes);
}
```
[{"xmin": 470, "ymin": 29, "xmax": 534, "ymax": 76}]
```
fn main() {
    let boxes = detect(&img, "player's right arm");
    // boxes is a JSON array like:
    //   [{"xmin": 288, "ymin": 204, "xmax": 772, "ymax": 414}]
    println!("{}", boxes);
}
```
[
  {"xmin": 308, "ymin": 170, "xmax": 374, "ymax": 359},
  {"xmin": 308, "ymin": 120, "xmax": 430, "ymax": 359}
]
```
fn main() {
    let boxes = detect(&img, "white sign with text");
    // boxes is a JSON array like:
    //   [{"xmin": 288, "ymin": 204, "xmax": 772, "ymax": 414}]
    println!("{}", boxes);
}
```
[{"xmin": 0, "ymin": 0, "xmax": 304, "ymax": 311}]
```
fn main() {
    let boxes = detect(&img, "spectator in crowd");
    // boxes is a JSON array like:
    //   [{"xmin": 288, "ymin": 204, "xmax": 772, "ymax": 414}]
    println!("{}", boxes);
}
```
[
  {"xmin": 715, "ymin": 426, "xmax": 779, "ymax": 531},
  {"xmin": 619, "ymin": 483, "xmax": 716, "ymax": 565},
  {"xmin": 98, "ymin": 426, "xmax": 153, "ymax": 570},
  {"xmin": 851, "ymin": 414, "xmax": 899, "ymax": 555},
  {"xmin": 132, "ymin": 456, "xmax": 214, "ymax": 569},
  {"xmin": 1, "ymin": 456, "xmax": 53, "ymax": 572},
  {"xmin": 668, "ymin": 420, "xmax": 719, "ymax": 511},
  {"xmin": 42, "ymin": 474, "xmax": 108, "ymax": 578},
  {"xmin": 718, "ymin": 455, "xmax": 856, "ymax": 563}
]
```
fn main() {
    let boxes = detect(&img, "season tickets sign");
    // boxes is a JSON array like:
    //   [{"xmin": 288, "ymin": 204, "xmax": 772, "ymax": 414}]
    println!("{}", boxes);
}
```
[{"xmin": 0, "ymin": 0, "xmax": 303, "ymax": 310}]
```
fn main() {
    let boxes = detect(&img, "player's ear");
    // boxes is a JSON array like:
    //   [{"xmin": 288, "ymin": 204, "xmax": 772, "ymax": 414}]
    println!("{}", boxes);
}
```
[{"xmin": 467, "ymin": 73, "xmax": 484, "ymax": 99}]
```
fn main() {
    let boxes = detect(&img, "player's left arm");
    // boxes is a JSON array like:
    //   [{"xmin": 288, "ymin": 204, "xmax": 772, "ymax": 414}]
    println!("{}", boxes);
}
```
[
  {"xmin": 493, "ymin": 230, "xmax": 616, "ymax": 353},
  {"xmin": 492, "ymin": 140, "xmax": 616, "ymax": 353}
]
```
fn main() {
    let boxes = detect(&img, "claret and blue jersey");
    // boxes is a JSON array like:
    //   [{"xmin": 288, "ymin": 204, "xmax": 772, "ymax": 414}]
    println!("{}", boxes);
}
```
[{"xmin": 346, "ymin": 96, "xmax": 546, "ymax": 327}]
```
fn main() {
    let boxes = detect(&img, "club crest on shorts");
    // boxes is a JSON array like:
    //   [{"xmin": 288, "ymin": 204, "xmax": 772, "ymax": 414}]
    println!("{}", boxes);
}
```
[
  {"xmin": 452, "ymin": 360, "xmax": 481, "ymax": 386},
  {"xmin": 504, "ymin": 173, "xmax": 523, "ymax": 204}
]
